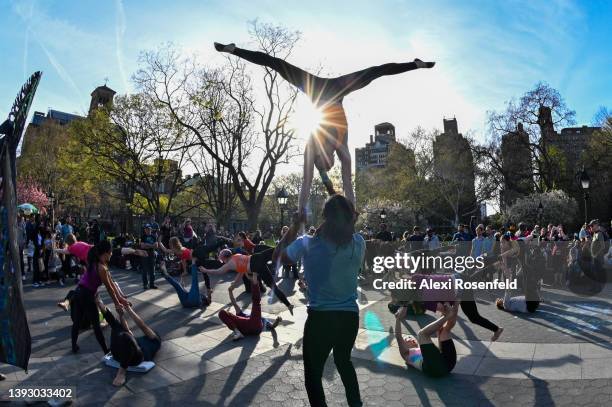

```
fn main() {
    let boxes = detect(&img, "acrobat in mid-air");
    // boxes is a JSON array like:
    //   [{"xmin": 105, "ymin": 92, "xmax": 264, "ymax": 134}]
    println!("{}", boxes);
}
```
[{"xmin": 215, "ymin": 41, "xmax": 435, "ymax": 214}]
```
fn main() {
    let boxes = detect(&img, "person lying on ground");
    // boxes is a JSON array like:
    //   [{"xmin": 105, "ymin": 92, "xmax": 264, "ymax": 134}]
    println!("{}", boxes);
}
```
[
  {"xmin": 395, "ymin": 302, "xmax": 459, "ymax": 378},
  {"xmin": 96, "ymin": 296, "xmax": 161, "ymax": 387}
]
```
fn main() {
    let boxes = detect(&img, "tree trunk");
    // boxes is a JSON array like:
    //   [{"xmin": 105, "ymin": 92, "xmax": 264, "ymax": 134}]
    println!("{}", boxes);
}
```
[{"xmin": 246, "ymin": 203, "xmax": 261, "ymax": 231}]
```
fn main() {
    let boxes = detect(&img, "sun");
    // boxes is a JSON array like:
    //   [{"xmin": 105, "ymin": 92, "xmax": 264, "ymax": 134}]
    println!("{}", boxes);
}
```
[{"xmin": 291, "ymin": 96, "xmax": 323, "ymax": 137}]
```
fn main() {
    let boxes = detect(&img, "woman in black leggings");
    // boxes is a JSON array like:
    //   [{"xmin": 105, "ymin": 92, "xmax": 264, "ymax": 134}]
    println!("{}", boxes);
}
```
[
  {"xmin": 274, "ymin": 195, "xmax": 364, "ymax": 406},
  {"xmin": 201, "ymin": 248, "xmax": 294, "ymax": 314},
  {"xmin": 71, "ymin": 240, "xmax": 131, "ymax": 354},
  {"xmin": 460, "ymin": 289, "xmax": 503, "ymax": 341},
  {"xmin": 215, "ymin": 42, "xmax": 434, "ymax": 212}
]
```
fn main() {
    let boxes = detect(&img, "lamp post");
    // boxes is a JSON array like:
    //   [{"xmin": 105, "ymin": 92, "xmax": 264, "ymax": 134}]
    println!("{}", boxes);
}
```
[
  {"xmin": 579, "ymin": 168, "xmax": 590, "ymax": 224},
  {"xmin": 380, "ymin": 209, "xmax": 387, "ymax": 222},
  {"xmin": 537, "ymin": 200, "xmax": 543, "ymax": 224},
  {"xmin": 276, "ymin": 187, "xmax": 289, "ymax": 229}
]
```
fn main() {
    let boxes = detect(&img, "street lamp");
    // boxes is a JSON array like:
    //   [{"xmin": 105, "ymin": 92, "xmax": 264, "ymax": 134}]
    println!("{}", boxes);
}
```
[
  {"xmin": 276, "ymin": 187, "xmax": 289, "ymax": 227},
  {"xmin": 380, "ymin": 209, "xmax": 387, "ymax": 221},
  {"xmin": 579, "ymin": 168, "xmax": 590, "ymax": 224}
]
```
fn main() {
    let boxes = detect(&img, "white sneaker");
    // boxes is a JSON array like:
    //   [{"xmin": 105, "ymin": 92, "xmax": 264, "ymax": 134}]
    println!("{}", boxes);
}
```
[
  {"xmin": 232, "ymin": 331, "xmax": 244, "ymax": 341},
  {"xmin": 32, "ymin": 283, "xmax": 39, "ymax": 288}
]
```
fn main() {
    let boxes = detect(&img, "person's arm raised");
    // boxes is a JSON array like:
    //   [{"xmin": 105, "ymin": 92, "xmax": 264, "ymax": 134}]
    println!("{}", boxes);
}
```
[
  {"xmin": 272, "ymin": 211, "xmax": 305, "ymax": 264},
  {"xmin": 298, "ymin": 139, "xmax": 315, "ymax": 213},
  {"xmin": 125, "ymin": 307, "xmax": 157, "ymax": 339}
]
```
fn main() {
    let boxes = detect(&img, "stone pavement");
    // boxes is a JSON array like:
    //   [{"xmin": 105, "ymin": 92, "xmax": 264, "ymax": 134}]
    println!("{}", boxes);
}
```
[{"xmin": 1, "ymin": 267, "xmax": 611, "ymax": 406}]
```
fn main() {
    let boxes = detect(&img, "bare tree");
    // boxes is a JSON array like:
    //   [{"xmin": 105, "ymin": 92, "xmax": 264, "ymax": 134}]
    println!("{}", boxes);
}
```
[
  {"xmin": 487, "ymin": 82, "xmax": 576, "ymax": 192},
  {"xmin": 134, "ymin": 21, "xmax": 301, "ymax": 228}
]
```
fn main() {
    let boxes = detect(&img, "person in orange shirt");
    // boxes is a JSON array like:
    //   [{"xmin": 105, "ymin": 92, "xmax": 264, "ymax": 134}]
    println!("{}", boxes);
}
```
[{"xmin": 200, "ymin": 247, "xmax": 294, "ymax": 314}]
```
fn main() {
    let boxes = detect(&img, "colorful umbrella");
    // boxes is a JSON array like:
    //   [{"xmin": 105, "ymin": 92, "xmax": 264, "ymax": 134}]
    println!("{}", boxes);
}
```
[{"xmin": 17, "ymin": 203, "xmax": 39, "ymax": 215}]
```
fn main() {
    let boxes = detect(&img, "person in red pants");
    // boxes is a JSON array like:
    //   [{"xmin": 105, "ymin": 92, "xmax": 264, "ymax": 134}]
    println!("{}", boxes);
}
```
[{"xmin": 218, "ymin": 271, "xmax": 282, "ymax": 341}]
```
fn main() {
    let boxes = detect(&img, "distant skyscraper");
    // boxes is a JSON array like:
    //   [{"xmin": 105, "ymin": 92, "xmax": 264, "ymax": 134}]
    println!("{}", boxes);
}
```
[
  {"xmin": 432, "ymin": 118, "xmax": 477, "ymax": 224},
  {"xmin": 355, "ymin": 122, "xmax": 396, "ymax": 172},
  {"xmin": 501, "ymin": 122, "xmax": 533, "ymax": 208}
]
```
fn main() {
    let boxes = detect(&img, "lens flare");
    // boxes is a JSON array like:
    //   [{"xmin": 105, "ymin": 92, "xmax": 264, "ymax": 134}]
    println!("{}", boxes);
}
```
[
  {"xmin": 291, "ymin": 96, "xmax": 323, "ymax": 136},
  {"xmin": 363, "ymin": 310, "xmax": 391, "ymax": 363}
]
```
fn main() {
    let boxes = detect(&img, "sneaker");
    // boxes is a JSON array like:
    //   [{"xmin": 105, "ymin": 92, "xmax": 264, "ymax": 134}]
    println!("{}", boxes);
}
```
[
  {"xmin": 32, "ymin": 283, "xmax": 40, "ymax": 288},
  {"xmin": 232, "ymin": 331, "xmax": 244, "ymax": 341}
]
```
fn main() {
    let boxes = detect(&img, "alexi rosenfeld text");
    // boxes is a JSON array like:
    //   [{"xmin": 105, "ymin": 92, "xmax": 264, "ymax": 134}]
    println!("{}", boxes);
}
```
[{"xmin": 370, "ymin": 253, "xmax": 518, "ymax": 291}]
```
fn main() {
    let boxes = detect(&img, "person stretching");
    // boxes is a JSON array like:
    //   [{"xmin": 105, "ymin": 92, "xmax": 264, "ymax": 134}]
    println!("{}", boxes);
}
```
[
  {"xmin": 96, "ymin": 297, "xmax": 161, "ymax": 387},
  {"xmin": 161, "ymin": 263, "xmax": 211, "ymax": 307},
  {"xmin": 161, "ymin": 237, "xmax": 213, "ymax": 303},
  {"xmin": 496, "ymin": 267, "xmax": 540, "ymax": 313},
  {"xmin": 395, "ymin": 302, "xmax": 459, "ymax": 377},
  {"xmin": 214, "ymin": 42, "xmax": 435, "ymax": 213},
  {"xmin": 56, "ymin": 235, "xmax": 147, "ymax": 274},
  {"xmin": 200, "ymin": 247, "xmax": 294, "ymax": 314},
  {"xmin": 71, "ymin": 240, "xmax": 130, "ymax": 354},
  {"xmin": 219, "ymin": 271, "xmax": 282, "ymax": 341}
]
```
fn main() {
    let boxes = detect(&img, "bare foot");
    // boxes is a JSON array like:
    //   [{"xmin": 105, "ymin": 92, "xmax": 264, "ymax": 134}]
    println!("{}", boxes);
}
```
[
  {"xmin": 113, "ymin": 369, "xmax": 126, "ymax": 387},
  {"xmin": 57, "ymin": 301, "xmax": 68, "ymax": 312},
  {"xmin": 491, "ymin": 327, "xmax": 504, "ymax": 342}
]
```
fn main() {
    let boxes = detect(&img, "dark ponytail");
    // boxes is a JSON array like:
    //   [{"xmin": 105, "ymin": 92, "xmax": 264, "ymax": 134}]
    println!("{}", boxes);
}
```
[
  {"xmin": 316, "ymin": 194, "xmax": 357, "ymax": 246},
  {"xmin": 87, "ymin": 239, "xmax": 112, "ymax": 271}
]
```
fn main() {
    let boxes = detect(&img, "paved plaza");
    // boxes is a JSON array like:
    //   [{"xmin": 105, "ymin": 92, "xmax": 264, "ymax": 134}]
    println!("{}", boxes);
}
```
[{"xmin": 1, "ymin": 268, "xmax": 611, "ymax": 406}]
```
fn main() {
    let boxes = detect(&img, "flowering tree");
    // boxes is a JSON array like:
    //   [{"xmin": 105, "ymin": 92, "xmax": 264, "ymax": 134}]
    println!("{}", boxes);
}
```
[
  {"xmin": 505, "ymin": 190, "xmax": 578, "ymax": 226},
  {"xmin": 16, "ymin": 177, "xmax": 48, "ymax": 209}
]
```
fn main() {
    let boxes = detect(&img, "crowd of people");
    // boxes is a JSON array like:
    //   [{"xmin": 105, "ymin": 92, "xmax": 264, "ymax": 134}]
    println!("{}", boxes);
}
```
[{"xmin": 12, "ymin": 203, "xmax": 612, "ymax": 406}]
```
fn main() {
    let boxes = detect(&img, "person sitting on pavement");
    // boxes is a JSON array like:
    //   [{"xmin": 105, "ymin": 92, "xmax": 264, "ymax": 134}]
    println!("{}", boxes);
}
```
[{"xmin": 219, "ymin": 271, "xmax": 282, "ymax": 341}]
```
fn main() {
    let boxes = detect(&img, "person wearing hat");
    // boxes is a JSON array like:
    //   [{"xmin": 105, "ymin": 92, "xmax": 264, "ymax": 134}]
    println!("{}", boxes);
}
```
[{"xmin": 140, "ymin": 224, "xmax": 158, "ymax": 290}]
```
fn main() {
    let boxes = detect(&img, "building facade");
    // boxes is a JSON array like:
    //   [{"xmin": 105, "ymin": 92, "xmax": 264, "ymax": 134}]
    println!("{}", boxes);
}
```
[
  {"xmin": 432, "ymin": 118, "xmax": 478, "ymax": 225},
  {"xmin": 355, "ymin": 122, "xmax": 396, "ymax": 172},
  {"xmin": 501, "ymin": 122, "xmax": 533, "ymax": 208}
]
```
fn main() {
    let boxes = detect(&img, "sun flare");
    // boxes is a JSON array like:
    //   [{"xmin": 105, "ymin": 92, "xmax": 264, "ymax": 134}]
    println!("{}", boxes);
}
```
[{"xmin": 291, "ymin": 96, "xmax": 324, "ymax": 137}]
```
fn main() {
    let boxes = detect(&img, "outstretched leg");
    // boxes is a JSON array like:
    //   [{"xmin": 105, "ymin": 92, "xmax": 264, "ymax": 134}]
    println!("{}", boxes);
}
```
[
  {"xmin": 215, "ymin": 43, "xmax": 315, "ymax": 93},
  {"xmin": 336, "ymin": 59, "xmax": 435, "ymax": 97},
  {"xmin": 162, "ymin": 268, "xmax": 189, "ymax": 306}
]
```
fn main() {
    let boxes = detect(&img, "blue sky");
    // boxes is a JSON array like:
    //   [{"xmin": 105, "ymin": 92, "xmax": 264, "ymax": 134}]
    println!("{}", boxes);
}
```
[{"xmin": 2, "ymin": 0, "xmax": 611, "ymax": 170}]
